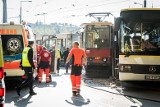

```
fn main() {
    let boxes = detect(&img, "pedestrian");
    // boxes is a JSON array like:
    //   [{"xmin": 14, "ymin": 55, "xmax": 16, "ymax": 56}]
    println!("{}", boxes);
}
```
[
  {"xmin": 63, "ymin": 48, "xmax": 69, "ymax": 73},
  {"xmin": 57, "ymin": 49, "xmax": 62, "ymax": 73},
  {"xmin": 49, "ymin": 45, "xmax": 55, "ymax": 73},
  {"xmin": 38, "ymin": 46, "xmax": 51, "ymax": 83},
  {"xmin": 16, "ymin": 40, "xmax": 37, "ymax": 96},
  {"xmin": 66, "ymin": 41, "xmax": 87, "ymax": 96}
]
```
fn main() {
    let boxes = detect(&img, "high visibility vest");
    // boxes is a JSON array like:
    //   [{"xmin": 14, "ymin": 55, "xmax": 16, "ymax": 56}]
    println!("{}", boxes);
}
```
[
  {"xmin": 57, "ymin": 50, "xmax": 61, "ymax": 58},
  {"xmin": 22, "ymin": 47, "xmax": 31, "ymax": 67}
]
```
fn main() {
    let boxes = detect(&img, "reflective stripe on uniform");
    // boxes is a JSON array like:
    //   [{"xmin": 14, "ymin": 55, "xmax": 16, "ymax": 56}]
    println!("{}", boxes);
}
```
[
  {"xmin": 76, "ymin": 85, "xmax": 80, "ymax": 89},
  {"xmin": 22, "ymin": 47, "xmax": 31, "ymax": 67},
  {"xmin": 72, "ymin": 86, "xmax": 77, "ymax": 91},
  {"xmin": 72, "ymin": 87, "xmax": 77, "ymax": 91}
]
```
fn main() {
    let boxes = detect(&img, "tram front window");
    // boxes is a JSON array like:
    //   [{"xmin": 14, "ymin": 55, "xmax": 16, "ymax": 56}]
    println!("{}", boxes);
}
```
[
  {"xmin": 121, "ymin": 21, "xmax": 160, "ymax": 55},
  {"xmin": 86, "ymin": 25, "xmax": 110, "ymax": 48}
]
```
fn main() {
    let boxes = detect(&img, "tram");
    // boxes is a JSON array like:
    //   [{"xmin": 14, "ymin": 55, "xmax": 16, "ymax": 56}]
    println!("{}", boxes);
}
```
[
  {"xmin": 113, "ymin": 8, "xmax": 160, "ymax": 81},
  {"xmin": 81, "ymin": 12, "xmax": 114, "ymax": 78}
]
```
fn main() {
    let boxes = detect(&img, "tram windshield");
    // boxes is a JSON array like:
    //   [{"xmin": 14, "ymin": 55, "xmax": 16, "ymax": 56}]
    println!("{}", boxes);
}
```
[
  {"xmin": 121, "ymin": 21, "xmax": 160, "ymax": 55},
  {"xmin": 86, "ymin": 25, "xmax": 110, "ymax": 48}
]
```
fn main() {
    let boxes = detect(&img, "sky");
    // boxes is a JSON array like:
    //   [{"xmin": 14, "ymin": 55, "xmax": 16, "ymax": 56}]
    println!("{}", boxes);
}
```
[{"xmin": 1, "ymin": 0, "xmax": 160, "ymax": 25}]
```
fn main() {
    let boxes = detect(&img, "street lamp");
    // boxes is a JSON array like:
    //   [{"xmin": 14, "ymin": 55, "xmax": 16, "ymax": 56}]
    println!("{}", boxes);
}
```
[
  {"xmin": 36, "ymin": 13, "xmax": 47, "ymax": 25},
  {"xmin": 2, "ymin": 0, "xmax": 7, "ymax": 23},
  {"xmin": 20, "ymin": 0, "xmax": 32, "ymax": 24},
  {"xmin": 134, "ymin": 2, "xmax": 143, "ymax": 7},
  {"xmin": 36, "ymin": 13, "xmax": 47, "ymax": 34}
]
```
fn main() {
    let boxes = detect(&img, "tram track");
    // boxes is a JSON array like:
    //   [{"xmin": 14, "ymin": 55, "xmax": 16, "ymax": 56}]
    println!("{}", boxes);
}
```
[{"xmin": 83, "ymin": 77, "xmax": 160, "ymax": 103}]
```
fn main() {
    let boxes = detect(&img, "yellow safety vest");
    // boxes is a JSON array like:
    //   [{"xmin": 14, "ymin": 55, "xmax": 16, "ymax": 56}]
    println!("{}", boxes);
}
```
[
  {"xmin": 57, "ymin": 50, "xmax": 61, "ymax": 58},
  {"xmin": 22, "ymin": 47, "xmax": 31, "ymax": 67}
]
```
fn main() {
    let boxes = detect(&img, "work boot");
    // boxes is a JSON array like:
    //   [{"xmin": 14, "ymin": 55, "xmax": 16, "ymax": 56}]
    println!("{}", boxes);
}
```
[
  {"xmin": 30, "ymin": 92, "xmax": 37, "ymax": 96},
  {"xmin": 77, "ymin": 89, "xmax": 81, "ymax": 96},
  {"xmin": 49, "ymin": 75, "xmax": 52, "ymax": 82},
  {"xmin": 72, "ymin": 91, "xmax": 76, "ymax": 97},
  {"xmin": 77, "ymin": 92, "xmax": 80, "ymax": 96},
  {"xmin": 15, "ymin": 87, "xmax": 21, "ymax": 96}
]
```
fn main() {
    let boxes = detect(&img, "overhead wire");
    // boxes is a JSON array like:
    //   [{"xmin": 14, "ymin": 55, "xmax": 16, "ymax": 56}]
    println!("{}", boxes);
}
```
[
  {"xmin": 45, "ymin": 0, "xmax": 129, "ymax": 21},
  {"xmin": 23, "ymin": 0, "xmax": 129, "ymax": 23},
  {"xmin": 47, "ymin": 0, "xmax": 114, "ymax": 14},
  {"xmin": 48, "ymin": 0, "xmax": 129, "ymax": 14}
]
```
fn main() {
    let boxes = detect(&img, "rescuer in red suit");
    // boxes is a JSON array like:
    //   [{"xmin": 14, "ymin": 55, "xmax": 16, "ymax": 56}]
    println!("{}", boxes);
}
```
[
  {"xmin": 66, "ymin": 41, "xmax": 87, "ymax": 96},
  {"xmin": 38, "ymin": 46, "xmax": 51, "ymax": 83}
]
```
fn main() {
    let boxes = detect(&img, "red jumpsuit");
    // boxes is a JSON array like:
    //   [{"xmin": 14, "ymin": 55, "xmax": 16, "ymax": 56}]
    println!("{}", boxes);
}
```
[
  {"xmin": 38, "ymin": 49, "xmax": 51, "ymax": 83},
  {"xmin": 68, "ymin": 48, "xmax": 86, "ymax": 94}
]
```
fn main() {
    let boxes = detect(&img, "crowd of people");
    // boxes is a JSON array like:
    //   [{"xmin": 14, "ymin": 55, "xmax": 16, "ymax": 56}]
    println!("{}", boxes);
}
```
[{"xmin": 16, "ymin": 41, "xmax": 87, "ymax": 97}]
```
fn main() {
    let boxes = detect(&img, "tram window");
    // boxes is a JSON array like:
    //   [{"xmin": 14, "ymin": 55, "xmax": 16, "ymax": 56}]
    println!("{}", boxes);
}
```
[
  {"xmin": 87, "ymin": 33, "xmax": 94, "ymax": 48},
  {"xmin": 86, "ymin": 25, "xmax": 110, "ymax": 48}
]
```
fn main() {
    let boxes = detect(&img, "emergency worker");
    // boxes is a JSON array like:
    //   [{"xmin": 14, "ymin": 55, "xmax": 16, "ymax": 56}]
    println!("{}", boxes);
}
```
[
  {"xmin": 49, "ymin": 45, "xmax": 55, "ymax": 72},
  {"xmin": 63, "ymin": 48, "xmax": 69, "ymax": 73},
  {"xmin": 38, "ymin": 46, "xmax": 51, "ymax": 83},
  {"xmin": 57, "ymin": 49, "xmax": 62, "ymax": 73},
  {"xmin": 66, "ymin": 41, "xmax": 87, "ymax": 96},
  {"xmin": 16, "ymin": 40, "xmax": 37, "ymax": 96}
]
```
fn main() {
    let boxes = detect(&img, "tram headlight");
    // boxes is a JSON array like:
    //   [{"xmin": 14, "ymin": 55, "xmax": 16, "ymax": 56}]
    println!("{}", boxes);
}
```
[
  {"xmin": 120, "ymin": 65, "xmax": 132, "ymax": 72},
  {"xmin": 102, "ymin": 58, "xmax": 107, "ymax": 62}
]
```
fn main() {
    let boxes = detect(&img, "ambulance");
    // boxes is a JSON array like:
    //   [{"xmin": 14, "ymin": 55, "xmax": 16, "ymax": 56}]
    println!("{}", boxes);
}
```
[{"xmin": 0, "ymin": 22, "xmax": 37, "ymax": 82}]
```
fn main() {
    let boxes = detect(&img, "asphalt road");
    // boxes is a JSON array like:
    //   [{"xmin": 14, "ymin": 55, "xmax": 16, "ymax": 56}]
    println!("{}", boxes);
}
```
[{"xmin": 5, "ymin": 69, "xmax": 160, "ymax": 107}]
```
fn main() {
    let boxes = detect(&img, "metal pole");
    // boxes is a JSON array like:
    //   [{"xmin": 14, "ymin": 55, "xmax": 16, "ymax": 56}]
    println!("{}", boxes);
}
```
[
  {"xmin": 2, "ymin": 0, "xmax": 7, "ymax": 23},
  {"xmin": 19, "ymin": 1, "xmax": 32, "ymax": 24},
  {"xmin": 20, "ymin": 1, "xmax": 22, "ymax": 24},
  {"xmin": 144, "ymin": 0, "xmax": 147, "ymax": 8},
  {"xmin": 44, "ymin": 13, "xmax": 45, "ymax": 34}
]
